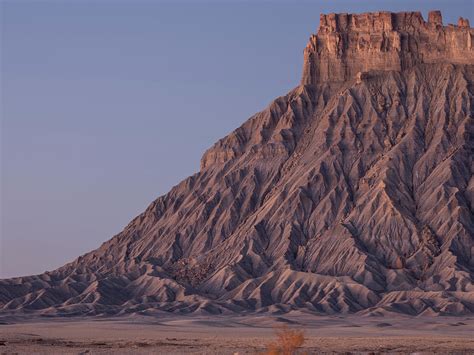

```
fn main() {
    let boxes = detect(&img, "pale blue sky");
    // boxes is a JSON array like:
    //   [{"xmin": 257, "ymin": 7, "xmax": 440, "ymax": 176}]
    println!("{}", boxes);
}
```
[{"xmin": 1, "ymin": 0, "xmax": 472, "ymax": 278}]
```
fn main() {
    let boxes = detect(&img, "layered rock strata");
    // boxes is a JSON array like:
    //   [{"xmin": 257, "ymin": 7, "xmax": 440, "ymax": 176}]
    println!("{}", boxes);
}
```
[{"xmin": 301, "ymin": 11, "xmax": 474, "ymax": 84}]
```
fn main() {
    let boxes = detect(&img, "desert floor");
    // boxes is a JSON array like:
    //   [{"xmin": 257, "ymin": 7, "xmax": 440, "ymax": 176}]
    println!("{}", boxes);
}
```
[{"xmin": 0, "ymin": 312, "xmax": 473, "ymax": 354}]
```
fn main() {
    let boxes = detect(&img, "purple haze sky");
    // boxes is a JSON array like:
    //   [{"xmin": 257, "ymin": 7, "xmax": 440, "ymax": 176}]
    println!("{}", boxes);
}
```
[{"xmin": 1, "ymin": 0, "xmax": 473, "ymax": 278}]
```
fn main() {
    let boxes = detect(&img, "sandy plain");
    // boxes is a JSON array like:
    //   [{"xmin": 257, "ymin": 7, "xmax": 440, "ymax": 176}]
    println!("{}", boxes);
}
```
[{"xmin": 1, "ymin": 312, "xmax": 473, "ymax": 354}]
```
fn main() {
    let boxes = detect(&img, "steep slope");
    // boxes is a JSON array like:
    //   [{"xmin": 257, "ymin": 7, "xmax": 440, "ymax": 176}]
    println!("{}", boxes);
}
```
[{"xmin": 1, "ymin": 11, "xmax": 473, "ymax": 316}]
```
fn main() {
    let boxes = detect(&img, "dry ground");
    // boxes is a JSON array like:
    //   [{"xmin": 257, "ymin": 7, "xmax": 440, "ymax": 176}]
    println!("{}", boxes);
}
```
[{"xmin": 1, "ymin": 312, "xmax": 473, "ymax": 354}]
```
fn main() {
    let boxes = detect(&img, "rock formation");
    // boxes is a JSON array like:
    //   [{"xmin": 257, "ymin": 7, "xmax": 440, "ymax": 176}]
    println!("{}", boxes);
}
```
[
  {"xmin": 302, "ymin": 11, "xmax": 473, "ymax": 84},
  {"xmin": 1, "ymin": 11, "xmax": 473, "ymax": 317}
]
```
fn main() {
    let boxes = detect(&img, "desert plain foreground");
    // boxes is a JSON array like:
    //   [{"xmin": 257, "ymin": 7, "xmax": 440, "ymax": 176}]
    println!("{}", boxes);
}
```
[{"xmin": 0, "ymin": 313, "xmax": 473, "ymax": 354}]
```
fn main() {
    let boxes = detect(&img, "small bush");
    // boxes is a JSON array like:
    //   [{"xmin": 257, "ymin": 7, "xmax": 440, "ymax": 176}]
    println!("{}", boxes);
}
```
[{"xmin": 266, "ymin": 324, "xmax": 305, "ymax": 355}]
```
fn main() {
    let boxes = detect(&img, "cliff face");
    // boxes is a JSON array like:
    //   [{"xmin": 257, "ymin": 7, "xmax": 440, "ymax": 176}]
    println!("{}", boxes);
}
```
[
  {"xmin": 1, "ymin": 11, "xmax": 474, "ymax": 317},
  {"xmin": 301, "ymin": 11, "xmax": 474, "ymax": 84}
]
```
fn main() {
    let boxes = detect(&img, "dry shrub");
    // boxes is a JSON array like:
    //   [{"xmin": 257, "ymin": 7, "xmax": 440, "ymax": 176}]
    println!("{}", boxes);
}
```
[{"xmin": 266, "ymin": 324, "xmax": 305, "ymax": 355}]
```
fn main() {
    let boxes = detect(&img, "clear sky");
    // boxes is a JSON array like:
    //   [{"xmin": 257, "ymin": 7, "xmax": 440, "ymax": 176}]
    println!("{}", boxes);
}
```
[{"xmin": 1, "ymin": 0, "xmax": 473, "ymax": 278}]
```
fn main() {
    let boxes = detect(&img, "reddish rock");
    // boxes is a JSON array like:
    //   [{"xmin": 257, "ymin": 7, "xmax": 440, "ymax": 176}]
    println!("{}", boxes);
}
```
[
  {"xmin": 428, "ymin": 10, "xmax": 443, "ymax": 26},
  {"xmin": 302, "ymin": 11, "xmax": 473, "ymax": 84},
  {"xmin": 458, "ymin": 17, "xmax": 470, "ymax": 28}
]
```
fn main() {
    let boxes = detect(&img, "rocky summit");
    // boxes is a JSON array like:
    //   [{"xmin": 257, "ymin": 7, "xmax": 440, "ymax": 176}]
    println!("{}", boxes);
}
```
[{"xmin": 1, "ymin": 11, "xmax": 473, "ymax": 317}]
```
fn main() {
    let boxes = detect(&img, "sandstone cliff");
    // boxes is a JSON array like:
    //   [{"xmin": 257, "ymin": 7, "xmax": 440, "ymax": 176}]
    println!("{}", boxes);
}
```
[
  {"xmin": 301, "ymin": 11, "xmax": 473, "ymax": 84},
  {"xmin": 1, "ymin": 11, "xmax": 473, "ymax": 317}
]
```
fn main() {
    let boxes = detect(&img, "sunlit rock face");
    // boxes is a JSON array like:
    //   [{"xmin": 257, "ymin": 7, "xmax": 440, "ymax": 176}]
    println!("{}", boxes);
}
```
[
  {"xmin": 1, "ymin": 11, "xmax": 473, "ymax": 317},
  {"xmin": 301, "ymin": 11, "xmax": 474, "ymax": 84}
]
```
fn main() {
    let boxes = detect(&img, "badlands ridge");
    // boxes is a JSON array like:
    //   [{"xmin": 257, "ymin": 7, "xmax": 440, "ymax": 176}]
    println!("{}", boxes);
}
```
[{"xmin": 1, "ymin": 11, "xmax": 473, "ymax": 317}]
